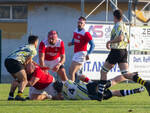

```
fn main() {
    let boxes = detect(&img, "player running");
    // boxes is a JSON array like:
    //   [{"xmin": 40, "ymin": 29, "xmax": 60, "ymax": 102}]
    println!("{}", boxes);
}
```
[
  {"xmin": 98, "ymin": 9, "xmax": 150, "ymax": 101},
  {"xmin": 68, "ymin": 16, "xmax": 95, "ymax": 82},
  {"xmin": 39, "ymin": 30, "xmax": 67, "ymax": 81},
  {"xmin": 5, "ymin": 35, "xmax": 38, "ymax": 101}
]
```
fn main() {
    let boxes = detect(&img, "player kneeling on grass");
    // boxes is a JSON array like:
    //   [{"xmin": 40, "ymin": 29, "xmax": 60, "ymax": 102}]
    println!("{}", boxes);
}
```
[
  {"xmin": 5, "ymin": 35, "xmax": 38, "ymax": 101},
  {"xmin": 26, "ymin": 63, "xmax": 65, "ymax": 100}
]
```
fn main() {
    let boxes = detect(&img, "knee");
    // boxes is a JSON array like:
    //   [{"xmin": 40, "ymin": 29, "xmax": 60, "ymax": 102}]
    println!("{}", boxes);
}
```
[{"xmin": 101, "ymin": 66, "xmax": 109, "ymax": 74}]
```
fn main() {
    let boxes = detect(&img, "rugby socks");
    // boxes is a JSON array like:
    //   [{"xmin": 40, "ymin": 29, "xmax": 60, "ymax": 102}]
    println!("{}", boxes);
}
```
[
  {"xmin": 120, "ymin": 87, "xmax": 144, "ymax": 96},
  {"xmin": 133, "ymin": 74, "xmax": 146, "ymax": 86},
  {"xmin": 9, "ymin": 92, "xmax": 14, "ymax": 97},
  {"xmin": 105, "ymin": 80, "xmax": 112, "ymax": 89},
  {"xmin": 84, "ymin": 77, "xmax": 91, "ymax": 83},
  {"xmin": 17, "ymin": 91, "xmax": 23, "ymax": 97},
  {"xmin": 98, "ymin": 80, "xmax": 107, "ymax": 94}
]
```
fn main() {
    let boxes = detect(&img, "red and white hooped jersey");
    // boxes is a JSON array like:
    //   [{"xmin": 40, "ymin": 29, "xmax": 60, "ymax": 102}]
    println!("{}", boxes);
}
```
[
  {"xmin": 39, "ymin": 38, "xmax": 65, "ymax": 61},
  {"xmin": 73, "ymin": 28, "xmax": 92, "ymax": 53}
]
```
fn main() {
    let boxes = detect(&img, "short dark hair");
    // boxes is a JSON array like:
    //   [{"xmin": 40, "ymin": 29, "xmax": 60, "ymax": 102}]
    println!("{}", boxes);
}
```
[
  {"xmin": 113, "ymin": 9, "xmax": 123, "ymax": 20},
  {"xmin": 53, "ymin": 81, "xmax": 63, "ymax": 93},
  {"xmin": 78, "ymin": 16, "xmax": 86, "ymax": 21},
  {"xmin": 28, "ymin": 35, "xmax": 38, "ymax": 44}
]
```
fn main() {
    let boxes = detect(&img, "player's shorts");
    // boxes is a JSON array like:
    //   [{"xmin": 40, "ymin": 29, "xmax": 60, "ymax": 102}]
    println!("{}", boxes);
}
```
[
  {"xmin": 72, "ymin": 51, "xmax": 87, "ymax": 64},
  {"xmin": 29, "ymin": 82, "xmax": 57, "ymax": 98},
  {"xmin": 4, "ymin": 58, "xmax": 24, "ymax": 74},
  {"xmin": 106, "ymin": 49, "xmax": 127, "ymax": 64},
  {"xmin": 44, "ymin": 57, "xmax": 64, "ymax": 70}
]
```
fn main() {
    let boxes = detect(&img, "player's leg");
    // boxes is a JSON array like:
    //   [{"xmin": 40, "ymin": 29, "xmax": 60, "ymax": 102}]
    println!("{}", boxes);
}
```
[
  {"xmin": 79, "ymin": 75, "xmax": 91, "ymax": 83},
  {"xmin": 69, "ymin": 61, "xmax": 82, "ymax": 82},
  {"xmin": 105, "ymin": 74, "xmax": 127, "ymax": 89},
  {"xmin": 57, "ymin": 65, "xmax": 68, "ymax": 81},
  {"xmin": 8, "ymin": 80, "xmax": 19, "ymax": 100},
  {"xmin": 119, "ymin": 54, "xmax": 150, "ymax": 95},
  {"xmin": 103, "ymin": 87, "xmax": 145, "ymax": 100},
  {"xmin": 5, "ymin": 59, "xmax": 27, "ymax": 101},
  {"xmin": 30, "ymin": 94, "xmax": 48, "ymax": 100},
  {"xmin": 14, "ymin": 69, "xmax": 28, "ymax": 100},
  {"xmin": 98, "ymin": 61, "xmax": 114, "ymax": 101},
  {"xmin": 123, "ymin": 72, "xmax": 150, "ymax": 96},
  {"xmin": 29, "ymin": 86, "xmax": 49, "ymax": 100}
]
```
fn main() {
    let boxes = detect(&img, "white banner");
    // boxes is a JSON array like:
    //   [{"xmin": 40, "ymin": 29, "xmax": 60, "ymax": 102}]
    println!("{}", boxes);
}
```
[
  {"xmin": 130, "ymin": 26, "xmax": 150, "ymax": 51},
  {"xmin": 83, "ymin": 54, "xmax": 150, "ymax": 80},
  {"xmin": 85, "ymin": 23, "xmax": 150, "ymax": 51},
  {"xmin": 82, "ymin": 54, "xmax": 121, "ymax": 80},
  {"xmin": 129, "ymin": 55, "xmax": 150, "ymax": 80},
  {"xmin": 85, "ymin": 24, "xmax": 113, "ymax": 51}
]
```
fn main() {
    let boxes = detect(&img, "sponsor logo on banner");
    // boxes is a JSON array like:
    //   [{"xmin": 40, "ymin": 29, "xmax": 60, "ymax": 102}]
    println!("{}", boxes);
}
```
[
  {"xmin": 130, "ymin": 55, "xmax": 150, "ymax": 80},
  {"xmin": 82, "ymin": 54, "xmax": 120, "ymax": 80},
  {"xmin": 85, "ymin": 24, "xmax": 113, "ymax": 51}
]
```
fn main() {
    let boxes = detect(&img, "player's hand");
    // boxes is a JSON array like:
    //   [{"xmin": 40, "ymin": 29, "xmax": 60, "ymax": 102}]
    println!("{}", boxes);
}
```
[
  {"xmin": 106, "ymin": 41, "xmax": 111, "ymax": 50},
  {"xmin": 86, "ymin": 55, "xmax": 90, "ymax": 60},
  {"xmin": 68, "ymin": 42, "xmax": 72, "ymax": 46},
  {"xmin": 52, "ymin": 63, "xmax": 61, "ymax": 72}
]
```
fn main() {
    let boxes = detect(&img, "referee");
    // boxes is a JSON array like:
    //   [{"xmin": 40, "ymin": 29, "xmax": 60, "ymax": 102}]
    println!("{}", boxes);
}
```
[
  {"xmin": 98, "ymin": 9, "xmax": 130, "ymax": 100},
  {"xmin": 97, "ymin": 9, "xmax": 150, "ymax": 101}
]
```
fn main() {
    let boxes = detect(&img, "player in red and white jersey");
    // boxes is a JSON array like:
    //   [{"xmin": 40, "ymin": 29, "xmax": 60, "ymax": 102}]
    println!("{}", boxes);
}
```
[
  {"xmin": 39, "ymin": 30, "xmax": 68, "ymax": 81},
  {"xmin": 68, "ymin": 16, "xmax": 95, "ymax": 82}
]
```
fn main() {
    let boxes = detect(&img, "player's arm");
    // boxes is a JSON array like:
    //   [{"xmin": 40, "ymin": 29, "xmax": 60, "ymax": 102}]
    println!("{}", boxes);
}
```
[
  {"xmin": 109, "ymin": 33, "xmax": 123, "ymax": 43},
  {"xmin": 109, "ymin": 25, "xmax": 124, "ymax": 44},
  {"xmin": 59, "ymin": 41, "xmax": 66, "ymax": 65},
  {"xmin": 86, "ymin": 32, "xmax": 95, "ymax": 60},
  {"xmin": 68, "ymin": 38, "xmax": 74, "ymax": 46},
  {"xmin": 39, "ymin": 41, "xmax": 46, "ymax": 67},
  {"xmin": 24, "ymin": 56, "xmax": 32, "ymax": 66},
  {"xmin": 27, "ymin": 76, "xmax": 39, "ymax": 87},
  {"xmin": 106, "ymin": 26, "xmax": 123, "ymax": 49},
  {"xmin": 87, "ymin": 40, "xmax": 95, "ymax": 55},
  {"xmin": 39, "ymin": 52, "xmax": 45, "ymax": 67},
  {"xmin": 53, "ymin": 41, "xmax": 65, "ymax": 72}
]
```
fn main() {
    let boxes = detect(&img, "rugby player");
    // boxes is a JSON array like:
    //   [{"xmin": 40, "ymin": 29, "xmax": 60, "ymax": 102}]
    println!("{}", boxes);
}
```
[
  {"xmin": 39, "ymin": 30, "xmax": 67, "ymax": 81},
  {"xmin": 24, "ymin": 64, "xmax": 144, "ymax": 101},
  {"xmin": 98, "ymin": 9, "xmax": 150, "ymax": 100},
  {"xmin": 5, "ymin": 35, "xmax": 38, "ymax": 101},
  {"xmin": 9, "ymin": 63, "xmax": 145, "ymax": 101},
  {"xmin": 68, "ymin": 16, "xmax": 95, "ymax": 82}
]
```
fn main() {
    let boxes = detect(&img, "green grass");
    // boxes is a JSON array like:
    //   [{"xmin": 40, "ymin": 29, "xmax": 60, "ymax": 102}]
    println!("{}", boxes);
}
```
[{"xmin": 0, "ymin": 83, "xmax": 150, "ymax": 113}]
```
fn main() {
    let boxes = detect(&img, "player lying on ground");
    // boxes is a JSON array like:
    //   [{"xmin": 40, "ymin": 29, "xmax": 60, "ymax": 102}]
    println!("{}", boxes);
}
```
[
  {"xmin": 11, "ymin": 62, "xmax": 144, "ymax": 100},
  {"xmin": 10, "ymin": 73, "xmax": 145, "ymax": 101},
  {"xmin": 5, "ymin": 35, "xmax": 39, "ymax": 101}
]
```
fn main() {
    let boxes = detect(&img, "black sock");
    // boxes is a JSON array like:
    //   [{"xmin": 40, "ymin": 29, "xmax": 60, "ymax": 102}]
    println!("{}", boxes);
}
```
[
  {"xmin": 18, "ymin": 91, "xmax": 23, "ymax": 94},
  {"xmin": 105, "ymin": 80, "xmax": 112, "ymax": 89},
  {"xmin": 9, "ymin": 92, "xmax": 14, "ymax": 97}
]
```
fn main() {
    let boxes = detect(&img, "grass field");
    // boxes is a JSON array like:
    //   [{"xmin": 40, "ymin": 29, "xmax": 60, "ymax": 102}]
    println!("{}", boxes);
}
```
[{"xmin": 0, "ymin": 83, "xmax": 150, "ymax": 113}]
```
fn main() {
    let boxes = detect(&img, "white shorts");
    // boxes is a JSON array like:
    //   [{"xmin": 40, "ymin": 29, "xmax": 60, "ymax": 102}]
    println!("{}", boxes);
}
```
[
  {"xmin": 72, "ymin": 51, "xmax": 87, "ymax": 64},
  {"xmin": 29, "ymin": 82, "xmax": 57, "ymax": 98},
  {"xmin": 44, "ymin": 57, "xmax": 60, "ymax": 70}
]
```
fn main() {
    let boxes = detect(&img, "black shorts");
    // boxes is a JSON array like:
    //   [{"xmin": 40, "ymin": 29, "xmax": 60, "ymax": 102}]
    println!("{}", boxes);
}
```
[
  {"xmin": 106, "ymin": 49, "xmax": 128, "ymax": 64},
  {"xmin": 5, "ymin": 58, "xmax": 24, "ymax": 74}
]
